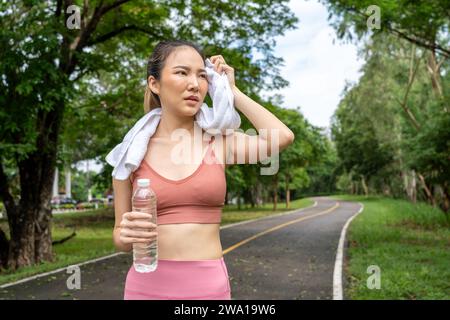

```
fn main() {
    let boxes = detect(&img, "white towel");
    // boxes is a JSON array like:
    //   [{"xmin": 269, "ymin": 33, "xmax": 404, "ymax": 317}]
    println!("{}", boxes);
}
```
[{"xmin": 105, "ymin": 58, "xmax": 241, "ymax": 180}]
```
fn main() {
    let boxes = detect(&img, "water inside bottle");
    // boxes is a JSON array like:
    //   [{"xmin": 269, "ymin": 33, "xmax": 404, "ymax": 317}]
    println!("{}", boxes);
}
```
[{"xmin": 132, "ymin": 192, "xmax": 158, "ymax": 273}]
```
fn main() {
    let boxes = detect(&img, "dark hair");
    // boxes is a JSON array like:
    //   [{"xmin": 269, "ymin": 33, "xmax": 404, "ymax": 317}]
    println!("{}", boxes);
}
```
[{"xmin": 144, "ymin": 40, "xmax": 206, "ymax": 113}]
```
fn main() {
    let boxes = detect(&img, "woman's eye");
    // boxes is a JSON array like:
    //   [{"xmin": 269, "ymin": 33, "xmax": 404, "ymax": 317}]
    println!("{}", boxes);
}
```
[{"xmin": 177, "ymin": 71, "xmax": 207, "ymax": 80}]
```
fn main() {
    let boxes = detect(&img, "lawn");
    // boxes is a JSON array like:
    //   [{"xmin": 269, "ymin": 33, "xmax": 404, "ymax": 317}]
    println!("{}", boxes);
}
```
[
  {"xmin": 332, "ymin": 195, "xmax": 450, "ymax": 300},
  {"xmin": 0, "ymin": 197, "xmax": 313, "ymax": 285}
]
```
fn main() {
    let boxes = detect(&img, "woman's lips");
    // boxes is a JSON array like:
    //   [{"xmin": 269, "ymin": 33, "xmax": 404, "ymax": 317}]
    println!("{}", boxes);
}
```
[{"xmin": 184, "ymin": 99, "xmax": 198, "ymax": 105}]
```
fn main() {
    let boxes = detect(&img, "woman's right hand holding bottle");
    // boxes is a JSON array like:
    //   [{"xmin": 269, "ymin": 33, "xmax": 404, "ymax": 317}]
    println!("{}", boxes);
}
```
[{"xmin": 119, "ymin": 211, "xmax": 157, "ymax": 244}]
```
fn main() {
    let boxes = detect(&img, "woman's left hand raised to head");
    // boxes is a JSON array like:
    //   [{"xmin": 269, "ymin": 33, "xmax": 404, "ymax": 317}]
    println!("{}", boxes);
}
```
[{"xmin": 209, "ymin": 55, "xmax": 236, "ymax": 90}]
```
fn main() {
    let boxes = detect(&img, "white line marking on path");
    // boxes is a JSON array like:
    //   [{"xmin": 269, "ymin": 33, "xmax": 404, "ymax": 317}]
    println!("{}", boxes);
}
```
[
  {"xmin": 220, "ymin": 200, "xmax": 318, "ymax": 230},
  {"xmin": 332, "ymin": 202, "xmax": 364, "ymax": 300},
  {"xmin": 0, "ymin": 252, "xmax": 125, "ymax": 289}
]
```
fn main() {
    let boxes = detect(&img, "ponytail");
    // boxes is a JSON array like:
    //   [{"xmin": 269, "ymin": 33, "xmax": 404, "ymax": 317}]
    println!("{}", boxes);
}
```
[{"xmin": 143, "ymin": 85, "xmax": 162, "ymax": 114}]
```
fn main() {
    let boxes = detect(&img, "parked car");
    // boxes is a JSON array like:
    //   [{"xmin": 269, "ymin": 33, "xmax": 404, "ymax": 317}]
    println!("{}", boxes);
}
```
[
  {"xmin": 51, "ymin": 196, "xmax": 78, "ymax": 209},
  {"xmin": 60, "ymin": 198, "xmax": 77, "ymax": 205}
]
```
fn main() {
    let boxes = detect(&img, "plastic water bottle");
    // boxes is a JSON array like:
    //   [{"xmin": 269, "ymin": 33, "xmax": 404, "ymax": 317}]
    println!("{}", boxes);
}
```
[{"xmin": 132, "ymin": 178, "xmax": 158, "ymax": 273}]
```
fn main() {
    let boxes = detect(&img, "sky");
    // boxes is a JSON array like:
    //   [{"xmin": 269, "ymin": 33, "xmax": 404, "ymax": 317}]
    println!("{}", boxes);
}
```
[
  {"xmin": 267, "ymin": 0, "xmax": 364, "ymax": 131},
  {"xmin": 79, "ymin": 0, "xmax": 365, "ymax": 174}
]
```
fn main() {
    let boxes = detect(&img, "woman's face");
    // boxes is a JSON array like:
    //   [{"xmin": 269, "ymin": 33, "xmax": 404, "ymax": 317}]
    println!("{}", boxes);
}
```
[{"xmin": 148, "ymin": 46, "xmax": 208, "ymax": 117}]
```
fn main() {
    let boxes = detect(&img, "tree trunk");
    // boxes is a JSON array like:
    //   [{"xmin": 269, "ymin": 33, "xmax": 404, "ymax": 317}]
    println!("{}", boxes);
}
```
[
  {"xmin": 427, "ymin": 50, "xmax": 444, "ymax": 99},
  {"xmin": 361, "ymin": 175, "xmax": 369, "ymax": 196},
  {"xmin": 383, "ymin": 183, "xmax": 391, "ymax": 196},
  {"xmin": 417, "ymin": 173, "xmax": 436, "ymax": 207},
  {"xmin": 403, "ymin": 170, "xmax": 417, "ymax": 203},
  {"xmin": 5, "ymin": 104, "xmax": 63, "ymax": 270},
  {"xmin": 255, "ymin": 181, "xmax": 263, "ymax": 206},
  {"xmin": 34, "ymin": 200, "xmax": 54, "ymax": 264},
  {"xmin": 245, "ymin": 188, "xmax": 255, "ymax": 208},
  {"xmin": 411, "ymin": 170, "xmax": 417, "ymax": 204},
  {"xmin": 0, "ymin": 227, "xmax": 9, "ymax": 269},
  {"xmin": 7, "ymin": 167, "xmax": 56, "ymax": 271},
  {"xmin": 7, "ymin": 205, "xmax": 36, "ymax": 269},
  {"xmin": 440, "ymin": 182, "xmax": 449, "ymax": 214},
  {"xmin": 285, "ymin": 175, "xmax": 291, "ymax": 209},
  {"xmin": 272, "ymin": 175, "xmax": 278, "ymax": 211}
]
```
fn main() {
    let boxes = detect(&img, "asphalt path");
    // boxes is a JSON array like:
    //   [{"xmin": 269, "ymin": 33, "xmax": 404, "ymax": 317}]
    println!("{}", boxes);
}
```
[{"xmin": 0, "ymin": 197, "xmax": 362, "ymax": 300}]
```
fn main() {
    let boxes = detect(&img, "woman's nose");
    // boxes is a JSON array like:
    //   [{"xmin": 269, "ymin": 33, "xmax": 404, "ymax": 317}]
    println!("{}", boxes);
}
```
[{"xmin": 188, "ymin": 75, "xmax": 200, "ymax": 88}]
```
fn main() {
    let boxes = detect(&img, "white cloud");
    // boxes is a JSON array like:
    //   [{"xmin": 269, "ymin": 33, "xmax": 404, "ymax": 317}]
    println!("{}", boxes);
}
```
[
  {"xmin": 75, "ymin": 158, "xmax": 104, "ymax": 174},
  {"xmin": 265, "ymin": 0, "xmax": 364, "ymax": 129}
]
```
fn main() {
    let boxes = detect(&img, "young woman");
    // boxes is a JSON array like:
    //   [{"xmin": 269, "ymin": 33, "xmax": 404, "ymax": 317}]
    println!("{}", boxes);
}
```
[{"xmin": 112, "ymin": 39, "xmax": 295, "ymax": 300}]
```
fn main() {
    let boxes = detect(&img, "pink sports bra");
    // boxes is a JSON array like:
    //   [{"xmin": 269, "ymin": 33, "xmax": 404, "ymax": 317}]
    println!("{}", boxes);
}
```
[{"xmin": 130, "ymin": 135, "xmax": 226, "ymax": 225}]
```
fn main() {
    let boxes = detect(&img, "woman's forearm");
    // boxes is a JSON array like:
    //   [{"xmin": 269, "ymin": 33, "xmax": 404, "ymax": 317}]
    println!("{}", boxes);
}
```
[{"xmin": 232, "ymin": 86, "xmax": 295, "ymax": 145}]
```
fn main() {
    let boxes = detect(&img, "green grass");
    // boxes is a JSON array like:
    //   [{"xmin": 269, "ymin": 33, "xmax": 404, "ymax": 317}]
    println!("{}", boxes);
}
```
[
  {"xmin": 332, "ymin": 195, "xmax": 450, "ymax": 300},
  {"xmin": 222, "ymin": 197, "xmax": 313, "ymax": 225},
  {"xmin": 0, "ymin": 197, "xmax": 313, "ymax": 286}
]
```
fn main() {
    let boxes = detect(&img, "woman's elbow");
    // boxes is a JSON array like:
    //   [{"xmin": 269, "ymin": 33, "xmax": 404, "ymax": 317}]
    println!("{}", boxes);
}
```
[
  {"xmin": 288, "ymin": 132, "xmax": 295, "ymax": 144},
  {"xmin": 281, "ymin": 130, "xmax": 295, "ymax": 146}
]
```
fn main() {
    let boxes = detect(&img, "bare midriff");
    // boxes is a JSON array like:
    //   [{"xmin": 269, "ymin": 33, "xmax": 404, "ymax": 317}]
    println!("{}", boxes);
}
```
[{"xmin": 156, "ymin": 223, "xmax": 223, "ymax": 260}]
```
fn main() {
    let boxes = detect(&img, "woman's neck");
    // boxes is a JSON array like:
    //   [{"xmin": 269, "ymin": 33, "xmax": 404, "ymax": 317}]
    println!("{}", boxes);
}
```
[{"xmin": 154, "ymin": 117, "xmax": 195, "ymax": 138}]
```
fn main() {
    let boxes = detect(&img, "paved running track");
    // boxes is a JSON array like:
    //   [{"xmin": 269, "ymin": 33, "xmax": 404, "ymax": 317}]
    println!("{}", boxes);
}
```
[{"xmin": 0, "ymin": 197, "xmax": 362, "ymax": 300}]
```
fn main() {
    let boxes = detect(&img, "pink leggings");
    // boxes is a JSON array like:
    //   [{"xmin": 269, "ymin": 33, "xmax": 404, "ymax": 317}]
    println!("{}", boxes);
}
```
[{"xmin": 124, "ymin": 257, "xmax": 232, "ymax": 300}]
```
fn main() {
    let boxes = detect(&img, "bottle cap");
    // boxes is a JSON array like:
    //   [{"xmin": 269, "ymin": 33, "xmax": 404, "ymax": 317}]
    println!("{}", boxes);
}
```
[{"xmin": 137, "ymin": 178, "xmax": 150, "ymax": 187}]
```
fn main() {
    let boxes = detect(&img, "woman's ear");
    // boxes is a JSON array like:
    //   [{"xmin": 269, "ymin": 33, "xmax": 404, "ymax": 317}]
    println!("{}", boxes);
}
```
[{"xmin": 148, "ymin": 76, "xmax": 159, "ymax": 95}]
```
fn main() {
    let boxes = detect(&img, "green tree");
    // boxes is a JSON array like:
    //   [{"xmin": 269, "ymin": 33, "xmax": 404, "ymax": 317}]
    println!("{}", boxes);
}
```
[
  {"xmin": 277, "ymin": 107, "xmax": 328, "ymax": 209},
  {"xmin": 300, "ymin": 137, "xmax": 338, "ymax": 197},
  {"xmin": 331, "ymin": 31, "xmax": 449, "ymax": 212}
]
